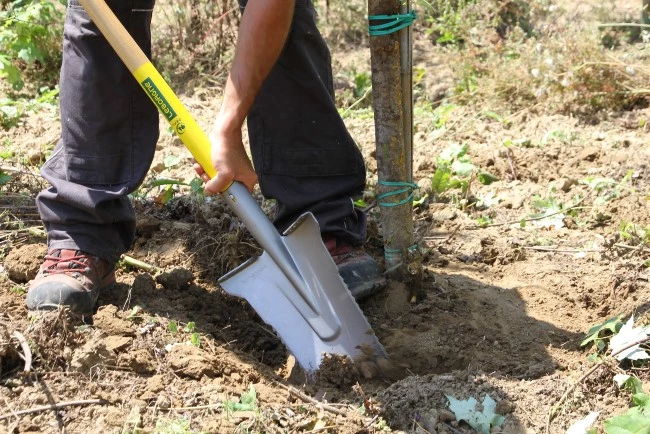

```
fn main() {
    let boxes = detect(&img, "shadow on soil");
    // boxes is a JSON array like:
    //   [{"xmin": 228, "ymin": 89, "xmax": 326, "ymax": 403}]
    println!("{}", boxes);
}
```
[{"xmin": 96, "ymin": 247, "xmax": 585, "ymax": 432}]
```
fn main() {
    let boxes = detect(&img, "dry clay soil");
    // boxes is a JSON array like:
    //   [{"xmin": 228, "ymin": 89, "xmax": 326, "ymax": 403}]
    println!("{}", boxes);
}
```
[{"xmin": 3, "ymin": 2, "xmax": 650, "ymax": 434}]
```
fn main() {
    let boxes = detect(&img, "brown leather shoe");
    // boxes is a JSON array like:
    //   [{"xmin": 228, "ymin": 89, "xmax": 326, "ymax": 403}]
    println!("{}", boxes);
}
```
[
  {"xmin": 322, "ymin": 235, "xmax": 386, "ymax": 301},
  {"xmin": 26, "ymin": 249, "xmax": 115, "ymax": 316}
]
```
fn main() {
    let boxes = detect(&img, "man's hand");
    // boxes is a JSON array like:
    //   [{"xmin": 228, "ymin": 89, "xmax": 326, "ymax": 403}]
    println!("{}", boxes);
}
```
[{"xmin": 193, "ymin": 124, "xmax": 258, "ymax": 194}]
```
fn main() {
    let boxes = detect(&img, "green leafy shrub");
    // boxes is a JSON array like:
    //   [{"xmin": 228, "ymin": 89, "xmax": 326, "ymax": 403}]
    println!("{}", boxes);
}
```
[
  {"xmin": 0, "ymin": 0, "xmax": 65, "ymax": 91},
  {"xmin": 417, "ymin": 0, "xmax": 534, "ymax": 46}
]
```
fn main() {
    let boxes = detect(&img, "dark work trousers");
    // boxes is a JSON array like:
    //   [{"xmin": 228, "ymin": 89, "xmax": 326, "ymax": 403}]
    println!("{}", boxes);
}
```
[{"xmin": 36, "ymin": 0, "xmax": 367, "ymax": 265}]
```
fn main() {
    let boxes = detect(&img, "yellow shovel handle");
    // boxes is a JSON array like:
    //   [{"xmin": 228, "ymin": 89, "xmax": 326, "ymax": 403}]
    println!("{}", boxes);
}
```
[{"xmin": 78, "ymin": 0, "xmax": 216, "ymax": 180}]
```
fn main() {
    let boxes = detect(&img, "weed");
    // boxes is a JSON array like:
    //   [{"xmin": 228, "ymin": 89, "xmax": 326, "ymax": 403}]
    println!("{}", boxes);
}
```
[
  {"xmin": 476, "ymin": 215, "xmax": 494, "ymax": 228},
  {"xmin": 131, "ymin": 176, "xmax": 203, "ymax": 205},
  {"xmin": 372, "ymin": 416, "xmax": 392, "ymax": 432},
  {"xmin": 430, "ymin": 143, "xmax": 498, "ymax": 208},
  {"xmin": 619, "ymin": 222, "xmax": 650, "ymax": 247},
  {"xmin": 581, "ymin": 314, "xmax": 624, "ymax": 355},
  {"xmin": 541, "ymin": 129, "xmax": 578, "ymax": 146},
  {"xmin": 9, "ymin": 285, "xmax": 26, "ymax": 295},
  {"xmin": 0, "ymin": 85, "xmax": 59, "ymax": 130},
  {"xmin": 580, "ymin": 170, "xmax": 635, "ymax": 205},
  {"xmin": 0, "ymin": 0, "xmax": 64, "ymax": 91},
  {"xmin": 430, "ymin": 0, "xmax": 648, "ymax": 118},
  {"xmin": 447, "ymin": 394, "xmax": 505, "ymax": 434},
  {"xmin": 604, "ymin": 393, "xmax": 650, "ymax": 433},
  {"xmin": 224, "ymin": 384, "xmax": 258, "ymax": 413},
  {"xmin": 154, "ymin": 417, "xmax": 205, "ymax": 434}
]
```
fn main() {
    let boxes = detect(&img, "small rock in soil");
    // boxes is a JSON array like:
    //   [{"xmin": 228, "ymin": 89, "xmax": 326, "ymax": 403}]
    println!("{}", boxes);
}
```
[
  {"xmin": 93, "ymin": 305, "xmax": 135, "ymax": 336},
  {"xmin": 146, "ymin": 374, "xmax": 166, "ymax": 393},
  {"xmin": 156, "ymin": 268, "xmax": 194, "ymax": 291},
  {"xmin": 104, "ymin": 335, "xmax": 132, "ymax": 352},
  {"xmin": 579, "ymin": 146, "xmax": 600, "ymax": 161},
  {"xmin": 118, "ymin": 348, "xmax": 156, "ymax": 374},
  {"xmin": 135, "ymin": 216, "xmax": 162, "ymax": 237},
  {"xmin": 4, "ymin": 243, "xmax": 47, "ymax": 283},
  {"xmin": 70, "ymin": 335, "xmax": 115, "ymax": 374},
  {"xmin": 167, "ymin": 344, "xmax": 218, "ymax": 379}
]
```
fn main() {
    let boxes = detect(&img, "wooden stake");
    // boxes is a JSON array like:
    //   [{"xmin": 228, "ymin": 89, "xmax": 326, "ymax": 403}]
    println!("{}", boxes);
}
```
[{"xmin": 368, "ymin": 0, "xmax": 415, "ymax": 271}]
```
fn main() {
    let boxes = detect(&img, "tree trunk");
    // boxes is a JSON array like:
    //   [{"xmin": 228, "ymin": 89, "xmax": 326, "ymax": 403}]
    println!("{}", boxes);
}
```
[{"xmin": 368, "ymin": 0, "xmax": 414, "ymax": 272}]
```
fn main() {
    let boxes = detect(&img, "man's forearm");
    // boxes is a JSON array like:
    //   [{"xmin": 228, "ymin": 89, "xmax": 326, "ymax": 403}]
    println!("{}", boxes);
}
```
[{"xmin": 216, "ymin": 0, "xmax": 296, "ymax": 135}]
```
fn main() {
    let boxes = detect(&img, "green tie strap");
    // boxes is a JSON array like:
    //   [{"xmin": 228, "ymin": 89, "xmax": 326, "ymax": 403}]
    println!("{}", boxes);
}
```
[{"xmin": 368, "ymin": 11, "xmax": 416, "ymax": 36}]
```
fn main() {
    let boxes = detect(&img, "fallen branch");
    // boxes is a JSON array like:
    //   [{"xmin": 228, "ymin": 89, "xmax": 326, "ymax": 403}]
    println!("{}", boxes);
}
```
[
  {"xmin": 0, "ymin": 399, "xmax": 108, "ymax": 421},
  {"xmin": 158, "ymin": 403, "xmax": 223, "ymax": 412},
  {"xmin": 546, "ymin": 336, "xmax": 650, "ymax": 433},
  {"xmin": 275, "ymin": 382, "xmax": 348, "ymax": 417},
  {"xmin": 524, "ymin": 246, "xmax": 603, "ymax": 254},
  {"xmin": 11, "ymin": 331, "xmax": 31, "ymax": 373},
  {"xmin": 598, "ymin": 22, "xmax": 650, "ymax": 29},
  {"xmin": 613, "ymin": 243, "xmax": 650, "ymax": 255}
]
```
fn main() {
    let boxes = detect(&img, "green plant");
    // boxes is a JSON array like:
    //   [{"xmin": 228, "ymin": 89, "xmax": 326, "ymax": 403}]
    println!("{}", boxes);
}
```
[
  {"xmin": 554, "ymin": 316, "xmax": 650, "ymax": 432},
  {"xmin": 130, "ymin": 176, "xmax": 205, "ymax": 205},
  {"xmin": 524, "ymin": 194, "xmax": 577, "ymax": 229},
  {"xmin": 430, "ymin": 143, "xmax": 498, "ymax": 204},
  {"xmin": 581, "ymin": 170, "xmax": 635, "ymax": 205},
  {"xmin": 0, "ymin": 0, "xmax": 65, "ymax": 91},
  {"xmin": 581, "ymin": 314, "xmax": 624, "ymax": 356},
  {"xmin": 604, "ymin": 393, "xmax": 650, "ymax": 433},
  {"xmin": 189, "ymin": 332, "xmax": 201, "ymax": 347},
  {"xmin": 619, "ymin": 222, "xmax": 650, "ymax": 247},
  {"xmin": 353, "ymin": 70, "xmax": 371, "ymax": 99},
  {"xmin": 224, "ymin": 384, "xmax": 258, "ymax": 413},
  {"xmin": 0, "ymin": 170, "xmax": 11, "ymax": 186},
  {"xmin": 420, "ymin": 0, "xmax": 476, "ymax": 45},
  {"xmin": 154, "ymin": 417, "xmax": 205, "ymax": 434},
  {"xmin": 475, "ymin": 215, "xmax": 494, "ymax": 228},
  {"xmin": 446, "ymin": 394, "xmax": 505, "ymax": 434},
  {"xmin": 0, "ymin": 85, "xmax": 59, "ymax": 130},
  {"xmin": 9, "ymin": 285, "xmax": 26, "ymax": 295}
]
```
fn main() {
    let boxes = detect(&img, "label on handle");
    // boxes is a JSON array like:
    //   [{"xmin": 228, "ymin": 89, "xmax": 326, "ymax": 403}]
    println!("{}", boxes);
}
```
[{"xmin": 133, "ymin": 62, "xmax": 216, "ymax": 179}]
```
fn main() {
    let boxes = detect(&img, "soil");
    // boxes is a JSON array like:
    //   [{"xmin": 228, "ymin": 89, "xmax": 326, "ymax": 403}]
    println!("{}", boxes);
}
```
[{"xmin": 2, "ymin": 0, "xmax": 650, "ymax": 433}]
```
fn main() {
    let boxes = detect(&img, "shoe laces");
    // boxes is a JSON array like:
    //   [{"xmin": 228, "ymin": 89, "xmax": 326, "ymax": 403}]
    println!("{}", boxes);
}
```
[
  {"xmin": 42, "ymin": 250, "xmax": 92, "ymax": 276},
  {"xmin": 322, "ymin": 235, "xmax": 355, "ymax": 264}
]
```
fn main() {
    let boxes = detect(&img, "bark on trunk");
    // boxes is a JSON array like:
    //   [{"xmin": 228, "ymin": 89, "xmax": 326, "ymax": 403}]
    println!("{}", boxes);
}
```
[{"xmin": 368, "ymin": 0, "xmax": 414, "ymax": 271}]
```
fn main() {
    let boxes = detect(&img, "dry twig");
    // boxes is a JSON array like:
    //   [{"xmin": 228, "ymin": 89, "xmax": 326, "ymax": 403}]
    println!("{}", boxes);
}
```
[
  {"xmin": 546, "ymin": 336, "xmax": 650, "ymax": 433},
  {"xmin": 275, "ymin": 382, "xmax": 348, "ymax": 417},
  {"xmin": 10, "ymin": 331, "xmax": 31, "ymax": 373},
  {"xmin": 0, "ymin": 399, "xmax": 108, "ymax": 421}
]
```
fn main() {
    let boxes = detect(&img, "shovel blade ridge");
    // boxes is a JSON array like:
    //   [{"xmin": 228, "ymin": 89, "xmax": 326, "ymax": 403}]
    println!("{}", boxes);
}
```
[{"xmin": 219, "ymin": 212, "xmax": 386, "ymax": 371}]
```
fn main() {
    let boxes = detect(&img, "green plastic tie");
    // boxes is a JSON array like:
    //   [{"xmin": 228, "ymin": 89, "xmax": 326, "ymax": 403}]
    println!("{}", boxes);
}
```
[
  {"xmin": 368, "ymin": 11, "xmax": 416, "ymax": 36},
  {"xmin": 384, "ymin": 244, "xmax": 419, "ymax": 260},
  {"xmin": 377, "ymin": 180, "xmax": 419, "ymax": 208}
]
